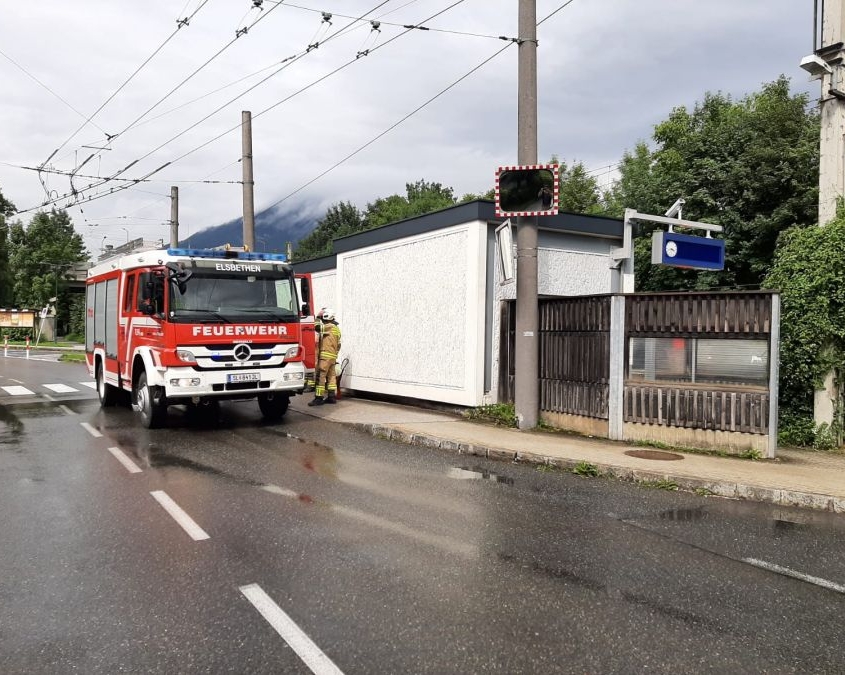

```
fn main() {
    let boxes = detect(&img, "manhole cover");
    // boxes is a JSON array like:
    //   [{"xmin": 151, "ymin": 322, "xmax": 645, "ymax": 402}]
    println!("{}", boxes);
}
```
[{"xmin": 624, "ymin": 449, "xmax": 684, "ymax": 461}]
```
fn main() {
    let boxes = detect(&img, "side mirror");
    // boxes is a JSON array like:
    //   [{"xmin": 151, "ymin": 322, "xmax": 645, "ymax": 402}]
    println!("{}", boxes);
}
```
[{"xmin": 301, "ymin": 302, "xmax": 311, "ymax": 317}]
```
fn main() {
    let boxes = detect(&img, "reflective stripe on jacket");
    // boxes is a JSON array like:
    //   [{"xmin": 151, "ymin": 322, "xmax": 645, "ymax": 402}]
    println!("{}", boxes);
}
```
[{"xmin": 319, "ymin": 323, "xmax": 341, "ymax": 360}]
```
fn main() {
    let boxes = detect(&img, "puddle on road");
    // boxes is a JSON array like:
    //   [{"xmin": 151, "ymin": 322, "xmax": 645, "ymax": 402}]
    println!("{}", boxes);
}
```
[
  {"xmin": 0, "ymin": 406, "xmax": 24, "ymax": 447},
  {"xmin": 0, "ymin": 401, "xmax": 68, "ymax": 419},
  {"xmin": 448, "ymin": 466, "xmax": 514, "ymax": 485}
]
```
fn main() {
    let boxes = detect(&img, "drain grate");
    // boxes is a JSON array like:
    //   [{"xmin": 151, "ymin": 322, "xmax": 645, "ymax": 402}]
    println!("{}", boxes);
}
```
[{"xmin": 624, "ymin": 449, "xmax": 684, "ymax": 461}]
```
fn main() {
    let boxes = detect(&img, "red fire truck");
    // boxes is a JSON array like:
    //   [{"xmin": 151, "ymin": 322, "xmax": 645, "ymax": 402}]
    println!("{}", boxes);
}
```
[{"xmin": 85, "ymin": 244, "xmax": 311, "ymax": 428}]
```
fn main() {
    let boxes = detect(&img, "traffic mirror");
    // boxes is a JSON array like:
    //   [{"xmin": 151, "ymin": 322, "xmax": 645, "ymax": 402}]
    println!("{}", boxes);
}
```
[{"xmin": 495, "ymin": 164, "xmax": 559, "ymax": 217}]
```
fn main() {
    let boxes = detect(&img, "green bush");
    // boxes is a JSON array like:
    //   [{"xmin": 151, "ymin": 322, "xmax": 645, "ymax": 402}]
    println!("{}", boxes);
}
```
[
  {"xmin": 0, "ymin": 328, "xmax": 34, "ymax": 342},
  {"xmin": 764, "ymin": 207, "xmax": 845, "ymax": 447}
]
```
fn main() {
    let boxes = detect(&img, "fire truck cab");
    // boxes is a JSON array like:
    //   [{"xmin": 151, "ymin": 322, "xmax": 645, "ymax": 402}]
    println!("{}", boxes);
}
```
[{"xmin": 85, "ymin": 245, "xmax": 306, "ymax": 428}]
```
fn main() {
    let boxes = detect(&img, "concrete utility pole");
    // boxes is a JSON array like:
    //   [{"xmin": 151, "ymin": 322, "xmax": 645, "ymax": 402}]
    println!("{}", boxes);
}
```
[
  {"xmin": 242, "ymin": 110, "xmax": 256, "ymax": 252},
  {"xmin": 804, "ymin": 0, "xmax": 845, "ymax": 426},
  {"xmin": 170, "ymin": 186, "xmax": 179, "ymax": 248},
  {"xmin": 817, "ymin": 0, "xmax": 845, "ymax": 225},
  {"xmin": 514, "ymin": 0, "xmax": 539, "ymax": 429}
]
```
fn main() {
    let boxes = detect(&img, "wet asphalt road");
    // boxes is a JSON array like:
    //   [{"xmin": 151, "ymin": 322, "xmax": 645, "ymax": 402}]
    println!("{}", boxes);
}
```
[{"xmin": 2, "ymin": 358, "xmax": 845, "ymax": 673}]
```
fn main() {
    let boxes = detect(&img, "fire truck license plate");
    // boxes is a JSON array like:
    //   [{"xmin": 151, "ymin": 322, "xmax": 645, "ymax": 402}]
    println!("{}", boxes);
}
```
[{"xmin": 227, "ymin": 372, "xmax": 260, "ymax": 384}]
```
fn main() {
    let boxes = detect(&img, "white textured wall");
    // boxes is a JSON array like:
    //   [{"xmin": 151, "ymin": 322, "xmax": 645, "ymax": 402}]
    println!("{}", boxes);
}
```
[
  {"xmin": 490, "ymin": 231, "xmax": 618, "ymax": 402},
  {"xmin": 310, "ymin": 270, "xmax": 336, "ymax": 318},
  {"xmin": 339, "ymin": 223, "xmax": 486, "ymax": 405}
]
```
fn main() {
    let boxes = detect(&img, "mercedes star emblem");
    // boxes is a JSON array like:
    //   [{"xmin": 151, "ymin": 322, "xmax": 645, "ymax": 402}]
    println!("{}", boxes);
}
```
[{"xmin": 233, "ymin": 343, "xmax": 252, "ymax": 361}]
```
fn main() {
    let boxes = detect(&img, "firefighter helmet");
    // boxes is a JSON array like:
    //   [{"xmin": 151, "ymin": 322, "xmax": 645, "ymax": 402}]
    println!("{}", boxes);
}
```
[{"xmin": 321, "ymin": 308, "xmax": 335, "ymax": 322}]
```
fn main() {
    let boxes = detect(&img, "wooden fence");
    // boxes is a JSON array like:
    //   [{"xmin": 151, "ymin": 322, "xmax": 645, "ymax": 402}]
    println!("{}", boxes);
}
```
[
  {"xmin": 500, "ymin": 291, "xmax": 777, "ymax": 438},
  {"xmin": 624, "ymin": 291, "xmax": 775, "ymax": 435}
]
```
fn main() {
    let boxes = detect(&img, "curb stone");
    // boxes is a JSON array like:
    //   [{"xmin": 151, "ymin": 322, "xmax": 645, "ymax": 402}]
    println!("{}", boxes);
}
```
[{"xmin": 357, "ymin": 423, "xmax": 845, "ymax": 514}]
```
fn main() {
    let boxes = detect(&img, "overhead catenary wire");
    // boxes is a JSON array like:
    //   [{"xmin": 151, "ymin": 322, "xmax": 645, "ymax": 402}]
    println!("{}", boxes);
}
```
[
  {"xmin": 266, "ymin": 0, "xmax": 581, "ymax": 207},
  {"xmin": 17, "ymin": 0, "xmax": 570, "ymax": 220},
  {"xmin": 277, "ymin": 2, "xmax": 518, "ymax": 42},
  {"xmin": 40, "ymin": 0, "xmax": 212, "ymax": 168},
  {"xmin": 0, "ymin": 162, "xmax": 242, "ymax": 185},
  {"xmin": 0, "ymin": 48, "xmax": 110, "ymax": 138},
  {"xmin": 115, "ymin": 2, "xmax": 287, "ymax": 140},
  {"xmin": 69, "ymin": 0, "xmax": 288, "ymax": 180},
  {"xmin": 115, "ymin": 0, "xmax": 433, "ymax": 136},
  {"xmin": 12, "ymin": 0, "xmax": 420, "ymax": 214}
]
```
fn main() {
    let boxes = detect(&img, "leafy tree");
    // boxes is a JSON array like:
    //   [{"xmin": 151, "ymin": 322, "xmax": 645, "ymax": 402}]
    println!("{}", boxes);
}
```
[
  {"xmin": 294, "ymin": 180, "xmax": 459, "ymax": 261},
  {"xmin": 8, "ymin": 209, "xmax": 87, "ymax": 333},
  {"xmin": 364, "ymin": 180, "xmax": 456, "ymax": 228},
  {"xmin": 0, "ymin": 188, "xmax": 15, "ymax": 307},
  {"xmin": 459, "ymin": 188, "xmax": 495, "ymax": 202},
  {"xmin": 606, "ymin": 76, "xmax": 819, "ymax": 292},
  {"xmin": 550, "ymin": 156, "xmax": 604, "ymax": 215},
  {"xmin": 293, "ymin": 201, "xmax": 363, "ymax": 261}
]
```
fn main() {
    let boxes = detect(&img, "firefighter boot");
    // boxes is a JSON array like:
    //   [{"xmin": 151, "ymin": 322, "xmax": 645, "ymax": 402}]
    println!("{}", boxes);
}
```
[
  {"xmin": 308, "ymin": 397, "xmax": 325, "ymax": 407},
  {"xmin": 326, "ymin": 393, "xmax": 337, "ymax": 404}
]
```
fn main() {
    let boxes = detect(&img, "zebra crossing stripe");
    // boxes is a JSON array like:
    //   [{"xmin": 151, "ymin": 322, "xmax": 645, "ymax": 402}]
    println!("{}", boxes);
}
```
[
  {"xmin": 79, "ymin": 382, "xmax": 97, "ymax": 389},
  {"xmin": 44, "ymin": 383, "xmax": 79, "ymax": 393},
  {"xmin": 1, "ymin": 386, "xmax": 35, "ymax": 396}
]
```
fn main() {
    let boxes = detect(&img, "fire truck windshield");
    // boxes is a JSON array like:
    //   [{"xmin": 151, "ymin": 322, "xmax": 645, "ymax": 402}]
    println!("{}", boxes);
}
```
[{"xmin": 168, "ymin": 269, "xmax": 299, "ymax": 323}]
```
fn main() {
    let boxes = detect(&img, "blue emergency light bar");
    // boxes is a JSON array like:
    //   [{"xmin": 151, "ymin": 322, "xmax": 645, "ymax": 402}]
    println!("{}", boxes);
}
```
[{"xmin": 167, "ymin": 247, "xmax": 288, "ymax": 262}]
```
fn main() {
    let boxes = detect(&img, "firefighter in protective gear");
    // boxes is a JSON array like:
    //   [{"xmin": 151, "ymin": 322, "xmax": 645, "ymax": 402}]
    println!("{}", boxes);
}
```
[
  {"xmin": 304, "ymin": 308, "xmax": 324, "ymax": 392},
  {"xmin": 308, "ymin": 308, "xmax": 341, "ymax": 406}
]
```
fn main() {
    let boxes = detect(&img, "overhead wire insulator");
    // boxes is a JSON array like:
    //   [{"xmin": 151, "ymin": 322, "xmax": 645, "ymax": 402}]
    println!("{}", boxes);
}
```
[{"xmin": 321, "ymin": 12, "xmax": 332, "ymax": 25}]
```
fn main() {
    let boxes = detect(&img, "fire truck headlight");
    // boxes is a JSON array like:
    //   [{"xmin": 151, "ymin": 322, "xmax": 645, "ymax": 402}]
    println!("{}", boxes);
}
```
[
  {"xmin": 176, "ymin": 349, "xmax": 197, "ymax": 363},
  {"xmin": 170, "ymin": 377, "xmax": 201, "ymax": 387},
  {"xmin": 283, "ymin": 345, "xmax": 301, "ymax": 360}
]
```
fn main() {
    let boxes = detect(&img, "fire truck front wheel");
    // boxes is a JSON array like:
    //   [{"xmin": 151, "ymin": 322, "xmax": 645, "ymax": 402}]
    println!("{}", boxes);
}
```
[
  {"xmin": 135, "ymin": 372, "xmax": 167, "ymax": 429},
  {"xmin": 96, "ymin": 361, "xmax": 119, "ymax": 407},
  {"xmin": 258, "ymin": 392, "xmax": 290, "ymax": 422}
]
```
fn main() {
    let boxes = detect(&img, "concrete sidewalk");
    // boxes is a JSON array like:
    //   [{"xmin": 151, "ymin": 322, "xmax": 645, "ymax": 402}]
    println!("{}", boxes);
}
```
[{"xmin": 290, "ymin": 395, "xmax": 845, "ymax": 514}]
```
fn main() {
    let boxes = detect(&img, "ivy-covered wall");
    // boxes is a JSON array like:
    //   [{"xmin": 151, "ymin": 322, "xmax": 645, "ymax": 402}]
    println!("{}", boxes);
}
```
[{"xmin": 764, "ymin": 211, "xmax": 845, "ymax": 447}]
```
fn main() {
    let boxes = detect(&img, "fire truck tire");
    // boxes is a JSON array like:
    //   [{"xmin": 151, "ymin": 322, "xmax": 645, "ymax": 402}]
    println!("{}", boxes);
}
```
[
  {"xmin": 135, "ymin": 372, "xmax": 167, "ymax": 429},
  {"xmin": 96, "ymin": 362, "xmax": 119, "ymax": 407},
  {"xmin": 258, "ymin": 392, "xmax": 289, "ymax": 421}
]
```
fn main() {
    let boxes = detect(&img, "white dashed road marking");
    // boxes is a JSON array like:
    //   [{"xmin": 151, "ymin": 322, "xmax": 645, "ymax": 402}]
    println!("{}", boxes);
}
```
[
  {"xmin": 150, "ymin": 491, "xmax": 209, "ymax": 541},
  {"xmin": 79, "ymin": 381, "xmax": 97, "ymax": 389},
  {"xmin": 80, "ymin": 422, "xmax": 103, "ymax": 438},
  {"xmin": 240, "ymin": 584, "xmax": 344, "ymax": 675},
  {"xmin": 1, "ymin": 386, "xmax": 35, "ymax": 396},
  {"xmin": 44, "ymin": 383, "xmax": 78, "ymax": 393},
  {"xmin": 742, "ymin": 558, "xmax": 845, "ymax": 594},
  {"xmin": 107, "ymin": 447, "xmax": 142, "ymax": 474}
]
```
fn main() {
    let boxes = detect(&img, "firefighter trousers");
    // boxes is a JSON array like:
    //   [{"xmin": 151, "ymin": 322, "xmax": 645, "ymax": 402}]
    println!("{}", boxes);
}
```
[{"xmin": 314, "ymin": 358, "xmax": 337, "ymax": 399}]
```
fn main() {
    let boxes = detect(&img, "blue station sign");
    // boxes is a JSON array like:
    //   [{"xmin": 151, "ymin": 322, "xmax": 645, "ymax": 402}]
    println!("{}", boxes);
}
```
[{"xmin": 651, "ymin": 230, "xmax": 725, "ymax": 271}]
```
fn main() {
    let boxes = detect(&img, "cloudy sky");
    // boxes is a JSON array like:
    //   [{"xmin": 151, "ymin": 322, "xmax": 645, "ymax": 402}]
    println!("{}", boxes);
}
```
[{"xmin": 0, "ymin": 0, "xmax": 818, "ymax": 254}]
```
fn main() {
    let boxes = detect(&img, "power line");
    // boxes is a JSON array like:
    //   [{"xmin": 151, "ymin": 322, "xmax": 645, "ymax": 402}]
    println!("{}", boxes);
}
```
[
  {"xmin": 120, "ymin": 0, "xmax": 425, "ymax": 135},
  {"xmin": 73, "ymin": 0, "xmax": 287, "ymax": 178},
  {"xmin": 269, "ymin": 42, "xmax": 512, "ymax": 208},
  {"xmin": 40, "ymin": 0, "xmax": 211, "ymax": 168},
  {"xmin": 13, "ymin": 0, "xmax": 403, "ymax": 214},
  {"xmin": 1, "ymin": 161, "xmax": 242, "ymax": 185},
  {"xmin": 266, "ymin": 0, "xmax": 580, "ymax": 207},
  {"xmin": 0, "ymin": 48, "xmax": 110, "ymax": 137},
  {"xmin": 278, "ymin": 2, "xmax": 518, "ymax": 42}
]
